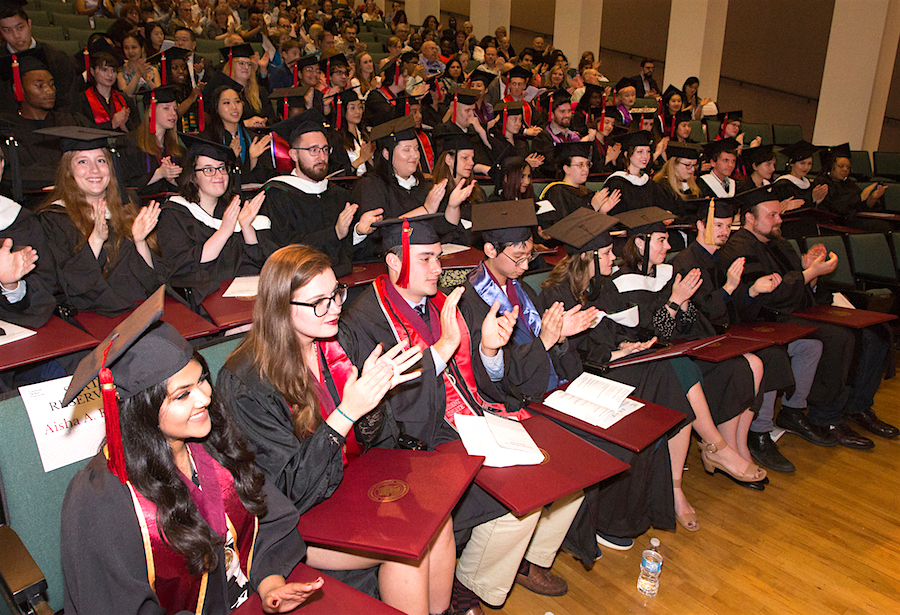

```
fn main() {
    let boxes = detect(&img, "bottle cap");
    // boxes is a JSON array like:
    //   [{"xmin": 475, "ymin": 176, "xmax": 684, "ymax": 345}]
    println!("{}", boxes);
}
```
[{"xmin": 650, "ymin": 538, "xmax": 660, "ymax": 548}]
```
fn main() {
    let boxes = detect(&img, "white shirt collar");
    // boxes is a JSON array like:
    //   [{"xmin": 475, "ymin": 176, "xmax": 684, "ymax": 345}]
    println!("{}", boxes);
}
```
[
  {"xmin": 396, "ymin": 174, "xmax": 418, "ymax": 190},
  {"xmin": 7, "ymin": 39, "xmax": 36, "ymax": 54}
]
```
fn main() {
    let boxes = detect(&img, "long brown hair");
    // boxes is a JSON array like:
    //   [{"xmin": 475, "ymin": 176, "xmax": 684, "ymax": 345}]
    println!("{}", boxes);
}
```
[
  {"xmin": 135, "ymin": 111, "xmax": 184, "ymax": 160},
  {"xmin": 39, "ymin": 149, "xmax": 152, "ymax": 264},
  {"xmin": 541, "ymin": 252, "xmax": 592, "ymax": 303},
  {"xmin": 230, "ymin": 245, "xmax": 332, "ymax": 440},
  {"xmin": 431, "ymin": 150, "xmax": 486, "ymax": 203}
]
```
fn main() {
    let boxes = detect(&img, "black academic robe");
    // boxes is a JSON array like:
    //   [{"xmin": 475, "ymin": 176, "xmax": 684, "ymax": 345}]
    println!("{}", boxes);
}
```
[
  {"xmin": 604, "ymin": 173, "xmax": 670, "ymax": 215},
  {"xmin": 157, "ymin": 197, "xmax": 278, "ymax": 304},
  {"xmin": 61, "ymin": 452, "xmax": 305, "ymax": 615},
  {"xmin": 38, "ymin": 205, "xmax": 165, "ymax": 316},
  {"xmin": 119, "ymin": 131, "xmax": 183, "ymax": 196},
  {"xmin": 74, "ymin": 86, "xmax": 139, "ymax": 132},
  {"xmin": 0, "ymin": 199, "xmax": 56, "ymax": 328},
  {"xmin": 530, "ymin": 129, "xmax": 580, "ymax": 178},
  {"xmin": 0, "ymin": 42, "xmax": 80, "ymax": 112},
  {"xmin": 262, "ymin": 176, "xmax": 355, "ymax": 278},
  {"xmin": 487, "ymin": 133, "xmax": 530, "ymax": 167},
  {"xmin": 199, "ymin": 127, "xmax": 275, "ymax": 185},
  {"xmin": 771, "ymin": 174, "xmax": 815, "ymax": 206},
  {"xmin": 538, "ymin": 182, "xmax": 593, "ymax": 229},
  {"xmin": 589, "ymin": 138, "xmax": 620, "ymax": 175},
  {"xmin": 326, "ymin": 130, "xmax": 365, "ymax": 177},
  {"xmin": 362, "ymin": 87, "xmax": 397, "ymax": 128},
  {"xmin": 814, "ymin": 175, "xmax": 889, "ymax": 232},
  {"xmin": 0, "ymin": 110, "xmax": 91, "ymax": 190}
]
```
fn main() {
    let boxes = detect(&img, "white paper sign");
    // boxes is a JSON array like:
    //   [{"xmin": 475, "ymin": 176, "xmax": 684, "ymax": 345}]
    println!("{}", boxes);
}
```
[
  {"xmin": 0, "ymin": 319, "xmax": 36, "ymax": 347},
  {"xmin": 223, "ymin": 276, "xmax": 260, "ymax": 298},
  {"xmin": 19, "ymin": 376, "xmax": 106, "ymax": 472}
]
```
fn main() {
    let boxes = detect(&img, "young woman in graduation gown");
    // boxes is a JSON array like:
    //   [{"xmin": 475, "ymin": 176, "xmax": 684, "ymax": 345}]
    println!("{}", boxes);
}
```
[
  {"xmin": 537, "ymin": 141, "xmax": 620, "ymax": 230},
  {"xmin": 771, "ymin": 140, "xmax": 829, "ymax": 207},
  {"xmin": 487, "ymin": 101, "xmax": 539, "ymax": 167},
  {"xmin": 120, "ymin": 87, "xmax": 185, "ymax": 195},
  {"xmin": 201, "ymin": 85, "xmax": 275, "ymax": 185},
  {"xmin": 217, "ymin": 245, "xmax": 458, "ymax": 615},
  {"xmin": 653, "ymin": 141, "xmax": 703, "ymax": 230},
  {"xmin": 217, "ymin": 44, "xmax": 276, "ymax": 124},
  {"xmin": 37, "ymin": 137, "xmax": 165, "ymax": 317},
  {"xmin": 76, "ymin": 51, "xmax": 136, "ymax": 133},
  {"xmin": 813, "ymin": 144, "xmax": 889, "ymax": 231},
  {"xmin": 430, "ymin": 128, "xmax": 485, "ymax": 235},
  {"xmin": 490, "ymin": 156, "xmax": 537, "ymax": 203},
  {"xmin": 158, "ymin": 137, "xmax": 277, "ymax": 307},
  {"xmin": 588, "ymin": 107, "xmax": 624, "ymax": 174},
  {"xmin": 61, "ymin": 312, "xmax": 318, "ymax": 615},
  {"xmin": 604, "ymin": 131, "xmax": 671, "ymax": 216},
  {"xmin": 327, "ymin": 89, "xmax": 376, "ymax": 177}
]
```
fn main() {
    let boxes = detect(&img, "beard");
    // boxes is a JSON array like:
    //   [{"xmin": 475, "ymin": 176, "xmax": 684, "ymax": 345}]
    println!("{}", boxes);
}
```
[
  {"xmin": 763, "ymin": 226, "xmax": 782, "ymax": 240},
  {"xmin": 299, "ymin": 158, "xmax": 328, "ymax": 182}
]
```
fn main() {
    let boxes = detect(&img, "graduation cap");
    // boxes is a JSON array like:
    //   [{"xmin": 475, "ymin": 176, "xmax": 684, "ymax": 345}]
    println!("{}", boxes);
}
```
[
  {"xmin": 539, "ymin": 89, "xmax": 571, "ymax": 114},
  {"xmin": 433, "ymin": 124, "xmax": 474, "ymax": 156},
  {"xmin": 545, "ymin": 207, "xmax": 618, "ymax": 255},
  {"xmin": 741, "ymin": 143, "xmax": 775, "ymax": 167},
  {"xmin": 179, "ymin": 132, "xmax": 236, "ymax": 165},
  {"xmin": 372, "ymin": 214, "xmax": 443, "ymax": 288},
  {"xmin": 390, "ymin": 89, "xmax": 415, "ymax": 119},
  {"xmin": 472, "ymin": 199, "xmax": 538, "ymax": 245},
  {"xmin": 828, "ymin": 142, "xmax": 852, "ymax": 161},
  {"xmin": 734, "ymin": 184, "xmax": 779, "ymax": 213},
  {"xmin": 672, "ymin": 109, "xmax": 692, "ymax": 126},
  {"xmin": 666, "ymin": 141, "xmax": 702, "ymax": 160},
  {"xmin": 693, "ymin": 196, "xmax": 736, "ymax": 244},
  {"xmin": 703, "ymin": 137, "xmax": 739, "ymax": 160},
  {"xmin": 629, "ymin": 107, "xmax": 656, "ymax": 127},
  {"xmin": 554, "ymin": 140, "xmax": 593, "ymax": 165},
  {"xmin": 142, "ymin": 85, "xmax": 179, "ymax": 134},
  {"xmin": 489, "ymin": 154, "xmax": 526, "ymax": 189},
  {"xmin": 318, "ymin": 52, "xmax": 348, "ymax": 86},
  {"xmin": 0, "ymin": 0, "xmax": 25, "ymax": 20},
  {"xmin": 270, "ymin": 107, "xmax": 328, "ymax": 143},
  {"xmin": 202, "ymin": 69, "xmax": 243, "ymax": 105},
  {"xmin": 614, "ymin": 129, "xmax": 652, "ymax": 149},
  {"xmin": 269, "ymin": 85, "xmax": 312, "ymax": 120},
  {"xmin": 616, "ymin": 206, "xmax": 673, "ymax": 273},
  {"xmin": 714, "ymin": 110, "xmax": 742, "ymax": 138},
  {"xmin": 661, "ymin": 84, "xmax": 682, "ymax": 101},
  {"xmin": 147, "ymin": 47, "xmax": 189, "ymax": 85},
  {"xmin": 780, "ymin": 139, "xmax": 822, "ymax": 163},
  {"xmin": 449, "ymin": 88, "xmax": 479, "ymax": 123},
  {"xmin": 332, "ymin": 87, "xmax": 360, "ymax": 129},
  {"xmin": 218, "ymin": 43, "xmax": 254, "ymax": 63},
  {"xmin": 0, "ymin": 47, "xmax": 49, "ymax": 103},
  {"xmin": 467, "ymin": 68, "xmax": 496, "ymax": 86},
  {"xmin": 614, "ymin": 77, "xmax": 636, "ymax": 92},
  {"xmin": 504, "ymin": 65, "xmax": 532, "ymax": 83},
  {"xmin": 370, "ymin": 115, "xmax": 417, "ymax": 150},
  {"xmin": 494, "ymin": 100, "xmax": 524, "ymax": 134},
  {"xmin": 379, "ymin": 57, "xmax": 403, "ymax": 87},
  {"xmin": 85, "ymin": 36, "xmax": 122, "ymax": 71},
  {"xmin": 61, "ymin": 287, "xmax": 195, "ymax": 484},
  {"xmin": 35, "ymin": 125, "xmax": 128, "ymax": 193}
]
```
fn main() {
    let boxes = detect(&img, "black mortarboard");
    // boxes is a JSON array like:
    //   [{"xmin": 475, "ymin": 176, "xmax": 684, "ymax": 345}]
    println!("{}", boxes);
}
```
[
  {"xmin": 614, "ymin": 77, "xmax": 636, "ymax": 92},
  {"xmin": 741, "ymin": 143, "xmax": 775, "ymax": 166},
  {"xmin": 545, "ymin": 207, "xmax": 618, "ymax": 254},
  {"xmin": 472, "ymin": 199, "xmax": 537, "ymax": 245},
  {"xmin": 582, "ymin": 83, "xmax": 606, "ymax": 100},
  {"xmin": 373, "ymin": 214, "xmax": 443, "ymax": 287},
  {"xmin": 87, "ymin": 37, "xmax": 123, "ymax": 67},
  {"xmin": 202, "ymin": 70, "xmax": 243, "ymax": 100},
  {"xmin": 779, "ymin": 139, "xmax": 822, "ymax": 163},
  {"xmin": 369, "ymin": 115, "xmax": 417, "ymax": 148},
  {"xmin": 540, "ymin": 89, "xmax": 571, "ymax": 111},
  {"xmin": 218, "ymin": 43, "xmax": 254, "ymax": 61},
  {"xmin": 270, "ymin": 107, "xmax": 328, "ymax": 142},
  {"xmin": 160, "ymin": 46, "xmax": 191, "ymax": 64},
  {"xmin": 672, "ymin": 110, "xmax": 693, "ymax": 125},
  {"xmin": 614, "ymin": 130, "xmax": 653, "ymax": 149},
  {"xmin": 34, "ymin": 125, "xmax": 122, "ymax": 152},
  {"xmin": 318, "ymin": 52, "xmax": 348, "ymax": 72},
  {"xmin": 433, "ymin": 124, "xmax": 474, "ymax": 154},
  {"xmin": 554, "ymin": 140, "xmax": 593, "ymax": 164},
  {"xmin": 141, "ymin": 84, "xmax": 178, "ymax": 107},
  {"xmin": 493, "ymin": 100, "xmax": 524, "ymax": 116},
  {"xmin": 268, "ymin": 84, "xmax": 312, "ymax": 109},
  {"xmin": 452, "ymin": 88, "xmax": 479, "ymax": 106},
  {"xmin": 666, "ymin": 141, "xmax": 702, "ymax": 160},
  {"xmin": 295, "ymin": 53, "xmax": 320, "ymax": 71},
  {"xmin": 828, "ymin": 142, "xmax": 852, "ymax": 161},
  {"xmin": 62, "ymin": 287, "xmax": 195, "ymax": 483},
  {"xmin": 703, "ymin": 137, "xmax": 739, "ymax": 159},
  {"xmin": 179, "ymin": 132, "xmax": 236, "ymax": 164},
  {"xmin": 715, "ymin": 110, "xmax": 742, "ymax": 124},
  {"xmin": 617, "ymin": 206, "xmax": 673, "ymax": 237},
  {"xmin": 0, "ymin": 47, "xmax": 49, "ymax": 95},
  {"xmin": 629, "ymin": 107, "xmax": 656, "ymax": 125},
  {"xmin": 468, "ymin": 69, "xmax": 496, "ymax": 86},
  {"xmin": 661, "ymin": 84, "xmax": 682, "ymax": 101},
  {"xmin": 734, "ymin": 184, "xmax": 779, "ymax": 213},
  {"xmin": 505, "ymin": 65, "xmax": 532, "ymax": 82}
]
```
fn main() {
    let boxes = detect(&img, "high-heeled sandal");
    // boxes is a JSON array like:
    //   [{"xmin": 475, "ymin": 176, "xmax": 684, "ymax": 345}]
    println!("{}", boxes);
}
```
[
  {"xmin": 699, "ymin": 439, "xmax": 767, "ymax": 483},
  {"xmin": 672, "ymin": 479, "xmax": 699, "ymax": 532}
]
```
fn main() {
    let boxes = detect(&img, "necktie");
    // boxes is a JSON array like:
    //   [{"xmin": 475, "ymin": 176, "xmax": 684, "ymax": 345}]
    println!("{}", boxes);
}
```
[
  {"xmin": 416, "ymin": 303, "xmax": 430, "ymax": 327},
  {"xmin": 722, "ymin": 178, "xmax": 731, "ymax": 191}
]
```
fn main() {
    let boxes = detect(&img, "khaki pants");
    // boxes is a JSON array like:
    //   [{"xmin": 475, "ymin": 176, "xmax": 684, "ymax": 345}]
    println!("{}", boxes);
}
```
[{"xmin": 455, "ymin": 490, "xmax": 584, "ymax": 606}]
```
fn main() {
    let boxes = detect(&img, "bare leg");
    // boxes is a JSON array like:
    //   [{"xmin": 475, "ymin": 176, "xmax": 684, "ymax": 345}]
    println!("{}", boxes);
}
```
[
  {"xmin": 668, "ymin": 424, "xmax": 697, "ymax": 530},
  {"xmin": 427, "ymin": 516, "xmax": 455, "ymax": 614},
  {"xmin": 736, "ymin": 409, "xmax": 755, "ymax": 460}
]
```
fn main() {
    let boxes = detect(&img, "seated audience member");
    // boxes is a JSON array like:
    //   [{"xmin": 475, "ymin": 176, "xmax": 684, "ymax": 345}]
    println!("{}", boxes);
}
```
[
  {"xmin": 327, "ymin": 88, "xmax": 374, "ymax": 177},
  {"xmin": 351, "ymin": 51, "xmax": 379, "ymax": 96},
  {"xmin": 60, "ymin": 306, "xmax": 316, "ymax": 615},
  {"xmin": 653, "ymin": 142, "xmax": 703, "ymax": 222},
  {"xmin": 158, "ymin": 135, "xmax": 275, "ymax": 306},
  {"xmin": 669, "ymin": 110, "xmax": 695, "ymax": 143},
  {"xmin": 698, "ymin": 138, "xmax": 740, "ymax": 198},
  {"xmin": 340, "ymin": 215, "xmax": 582, "ymax": 612},
  {"xmin": 118, "ymin": 32, "xmax": 162, "ymax": 96},
  {"xmin": 77, "ymin": 46, "xmax": 135, "ymax": 132},
  {"xmin": 165, "ymin": 47, "xmax": 204, "ymax": 132},
  {"xmin": 319, "ymin": 51, "xmax": 351, "ymax": 102},
  {"xmin": 499, "ymin": 65, "xmax": 536, "ymax": 125},
  {"xmin": 218, "ymin": 244, "xmax": 458, "ymax": 615},
  {"xmin": 269, "ymin": 39, "xmax": 304, "ymax": 91},
  {"xmin": 172, "ymin": 27, "xmax": 200, "ymax": 87},
  {"xmin": 717, "ymin": 186, "xmax": 897, "ymax": 448},
  {"xmin": 201, "ymin": 84, "xmax": 273, "ymax": 183},
  {"xmin": 466, "ymin": 69, "xmax": 497, "ymax": 133},
  {"xmin": 814, "ymin": 143, "xmax": 888, "ymax": 230},
  {"xmin": 589, "ymin": 106, "xmax": 624, "ymax": 173},
  {"xmin": 570, "ymin": 84, "xmax": 605, "ymax": 136},
  {"xmin": 609, "ymin": 77, "xmax": 637, "ymax": 125},
  {"xmin": 144, "ymin": 22, "xmax": 166, "ymax": 58},
  {"xmin": 263, "ymin": 111, "xmax": 380, "ymax": 277},
  {"xmin": 682, "ymin": 76, "xmax": 714, "ymax": 120},
  {"xmin": 737, "ymin": 144, "xmax": 777, "ymax": 192},
  {"xmin": 489, "ymin": 101, "xmax": 541, "ymax": 167},
  {"xmin": 0, "ymin": 50, "xmax": 91, "ymax": 190},
  {"xmin": 712, "ymin": 110, "xmax": 761, "ymax": 148},
  {"xmin": 490, "ymin": 155, "xmax": 537, "ymax": 204},
  {"xmin": 531, "ymin": 91, "xmax": 587, "ymax": 178},
  {"xmin": 406, "ymin": 96, "xmax": 438, "ymax": 175},
  {"xmin": 419, "ymin": 40, "xmax": 446, "ymax": 76},
  {"xmin": 430, "ymin": 126, "xmax": 484, "ymax": 233},
  {"xmin": 364, "ymin": 56, "xmax": 410, "ymax": 127},
  {"xmin": 630, "ymin": 59, "xmax": 659, "ymax": 98},
  {"xmin": 771, "ymin": 140, "xmax": 828, "ymax": 207},
  {"xmin": 539, "ymin": 141, "xmax": 619, "ymax": 229},
  {"xmin": 0, "ymin": 1, "xmax": 80, "ymax": 111},
  {"xmin": 440, "ymin": 88, "xmax": 494, "ymax": 170},
  {"xmin": 655, "ymin": 85, "xmax": 683, "ymax": 137},
  {"xmin": 37, "ymin": 128, "xmax": 164, "ymax": 316},
  {"xmin": 120, "ymin": 86, "xmax": 185, "ymax": 194},
  {"xmin": 603, "ymin": 131, "xmax": 669, "ymax": 215},
  {"xmin": 217, "ymin": 43, "xmax": 275, "ymax": 123}
]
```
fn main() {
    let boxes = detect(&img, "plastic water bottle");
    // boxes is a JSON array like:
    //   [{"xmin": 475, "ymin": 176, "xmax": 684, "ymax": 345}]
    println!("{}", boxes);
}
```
[{"xmin": 637, "ymin": 537, "xmax": 663, "ymax": 597}]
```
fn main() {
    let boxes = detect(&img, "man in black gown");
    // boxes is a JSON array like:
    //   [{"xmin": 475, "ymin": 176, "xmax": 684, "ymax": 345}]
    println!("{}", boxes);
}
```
[
  {"xmin": 698, "ymin": 138, "xmax": 739, "ymax": 198},
  {"xmin": 717, "ymin": 186, "xmax": 898, "ymax": 449}
]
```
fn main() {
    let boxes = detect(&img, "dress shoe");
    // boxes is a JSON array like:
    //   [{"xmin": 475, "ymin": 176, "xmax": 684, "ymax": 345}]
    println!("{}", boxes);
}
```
[
  {"xmin": 748, "ymin": 430, "xmax": 796, "ymax": 473},
  {"xmin": 515, "ymin": 562, "xmax": 568, "ymax": 596},
  {"xmin": 847, "ymin": 409, "xmax": 900, "ymax": 439},
  {"xmin": 775, "ymin": 406, "xmax": 837, "ymax": 447},
  {"xmin": 825, "ymin": 422, "xmax": 874, "ymax": 450}
]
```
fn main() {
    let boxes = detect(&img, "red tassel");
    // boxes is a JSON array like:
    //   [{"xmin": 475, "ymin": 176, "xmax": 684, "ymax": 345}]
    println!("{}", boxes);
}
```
[
  {"xmin": 397, "ymin": 218, "xmax": 411, "ymax": 288},
  {"xmin": 161, "ymin": 52, "xmax": 166, "ymax": 86},
  {"xmin": 405, "ymin": 97, "xmax": 409, "ymax": 116},
  {"xmin": 670, "ymin": 115, "xmax": 675, "ymax": 138},
  {"xmin": 436, "ymin": 80, "xmax": 443, "ymax": 102},
  {"xmin": 149, "ymin": 92, "xmax": 157, "ymax": 134},
  {"xmin": 394, "ymin": 61, "xmax": 399, "ymax": 85},
  {"xmin": 600, "ymin": 92, "xmax": 606, "ymax": 127},
  {"xmin": 283, "ymin": 96, "xmax": 289, "ymax": 120},
  {"xmin": 292, "ymin": 61, "xmax": 298, "ymax": 86},
  {"xmin": 83, "ymin": 47, "xmax": 90, "ymax": 75},
  {"xmin": 12, "ymin": 55, "xmax": 22, "ymax": 103},
  {"xmin": 198, "ymin": 93, "xmax": 205, "ymax": 131},
  {"xmin": 99, "ymin": 342, "xmax": 128, "ymax": 483},
  {"xmin": 452, "ymin": 96, "xmax": 457, "ymax": 124},
  {"xmin": 503, "ymin": 108, "xmax": 507, "ymax": 134},
  {"xmin": 720, "ymin": 113, "xmax": 727, "ymax": 138},
  {"xmin": 336, "ymin": 100, "xmax": 341, "ymax": 128},
  {"xmin": 228, "ymin": 48, "xmax": 233, "ymax": 78}
]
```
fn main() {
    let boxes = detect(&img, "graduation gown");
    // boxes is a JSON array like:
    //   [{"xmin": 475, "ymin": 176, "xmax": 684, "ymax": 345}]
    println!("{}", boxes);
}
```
[
  {"xmin": 604, "ymin": 172, "xmax": 670, "ymax": 215},
  {"xmin": 157, "ymin": 196, "xmax": 277, "ymax": 304},
  {"xmin": 487, "ymin": 134, "xmax": 530, "ymax": 168},
  {"xmin": 606, "ymin": 264, "xmax": 753, "ymax": 425},
  {"xmin": 0, "ymin": 198, "xmax": 57, "ymax": 328},
  {"xmin": 61, "ymin": 451, "xmax": 305, "ymax": 615},
  {"xmin": 0, "ymin": 42, "xmax": 80, "ymax": 112},
  {"xmin": 261, "ymin": 174, "xmax": 355, "ymax": 277},
  {"xmin": 538, "ymin": 182, "xmax": 594, "ymax": 229},
  {"xmin": 0, "ymin": 110, "xmax": 91, "ymax": 191},
  {"xmin": 38, "ymin": 204, "xmax": 165, "ymax": 316},
  {"xmin": 530, "ymin": 128, "xmax": 581, "ymax": 178},
  {"xmin": 697, "ymin": 173, "xmax": 737, "ymax": 199},
  {"xmin": 199, "ymin": 126, "xmax": 275, "ymax": 185},
  {"xmin": 814, "ymin": 175, "xmax": 889, "ymax": 232},
  {"xmin": 363, "ymin": 86, "xmax": 398, "ymax": 128},
  {"xmin": 119, "ymin": 131, "xmax": 183, "ymax": 196},
  {"xmin": 74, "ymin": 86, "xmax": 138, "ymax": 132}
]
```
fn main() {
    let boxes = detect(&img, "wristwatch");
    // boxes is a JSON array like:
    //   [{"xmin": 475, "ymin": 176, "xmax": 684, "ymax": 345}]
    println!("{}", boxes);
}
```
[{"xmin": 667, "ymin": 301, "xmax": 682, "ymax": 313}]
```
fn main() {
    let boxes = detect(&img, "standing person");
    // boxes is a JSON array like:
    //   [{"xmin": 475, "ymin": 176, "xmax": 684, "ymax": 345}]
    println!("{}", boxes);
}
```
[
  {"xmin": 119, "ymin": 86, "xmax": 185, "ymax": 194},
  {"xmin": 60, "ymin": 294, "xmax": 318, "ymax": 615},
  {"xmin": 158, "ymin": 135, "xmax": 275, "ymax": 306},
  {"xmin": 218, "ymin": 244, "xmax": 459, "ymax": 615},
  {"xmin": 36, "ymin": 128, "xmax": 164, "ymax": 316}
]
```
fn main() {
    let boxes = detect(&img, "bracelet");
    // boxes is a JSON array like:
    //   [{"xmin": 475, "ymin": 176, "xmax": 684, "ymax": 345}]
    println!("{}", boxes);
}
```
[
  {"xmin": 336, "ymin": 406, "xmax": 355, "ymax": 424},
  {"xmin": 667, "ymin": 301, "xmax": 682, "ymax": 313}
]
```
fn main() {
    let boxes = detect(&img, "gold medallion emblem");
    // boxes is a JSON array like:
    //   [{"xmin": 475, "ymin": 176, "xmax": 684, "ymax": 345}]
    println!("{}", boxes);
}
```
[
  {"xmin": 539, "ymin": 447, "xmax": 550, "ymax": 465},
  {"xmin": 368, "ymin": 479, "xmax": 410, "ymax": 502}
]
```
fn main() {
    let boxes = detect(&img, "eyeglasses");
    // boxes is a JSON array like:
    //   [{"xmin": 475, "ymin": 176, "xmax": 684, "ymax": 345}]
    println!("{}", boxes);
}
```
[
  {"xmin": 293, "ymin": 145, "xmax": 332, "ymax": 157},
  {"xmin": 501, "ymin": 250, "xmax": 538, "ymax": 267},
  {"xmin": 234, "ymin": 60, "xmax": 253, "ymax": 69},
  {"xmin": 290, "ymin": 283, "xmax": 348, "ymax": 317},
  {"xmin": 195, "ymin": 165, "xmax": 229, "ymax": 176},
  {"xmin": 678, "ymin": 161, "xmax": 698, "ymax": 169},
  {"xmin": 568, "ymin": 162, "xmax": 591, "ymax": 169},
  {"xmin": 332, "ymin": 69, "xmax": 349, "ymax": 76}
]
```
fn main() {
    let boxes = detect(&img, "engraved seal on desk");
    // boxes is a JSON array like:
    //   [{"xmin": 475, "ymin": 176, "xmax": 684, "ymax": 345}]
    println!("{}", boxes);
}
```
[
  {"xmin": 539, "ymin": 448, "xmax": 549, "ymax": 465},
  {"xmin": 752, "ymin": 326, "xmax": 775, "ymax": 332},
  {"xmin": 368, "ymin": 479, "xmax": 410, "ymax": 502}
]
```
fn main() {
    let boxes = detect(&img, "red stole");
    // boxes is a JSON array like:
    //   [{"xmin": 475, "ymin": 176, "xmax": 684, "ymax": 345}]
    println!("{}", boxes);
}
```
[
  {"xmin": 504, "ymin": 93, "xmax": 531, "ymax": 125},
  {"xmin": 86, "ymin": 86, "xmax": 126, "ymax": 125},
  {"xmin": 378, "ymin": 86, "xmax": 396, "ymax": 107},
  {"xmin": 417, "ymin": 129, "xmax": 435, "ymax": 173},
  {"xmin": 315, "ymin": 339, "xmax": 364, "ymax": 464},
  {"xmin": 373, "ymin": 275, "xmax": 530, "ymax": 428},
  {"xmin": 123, "ymin": 443, "xmax": 258, "ymax": 615}
]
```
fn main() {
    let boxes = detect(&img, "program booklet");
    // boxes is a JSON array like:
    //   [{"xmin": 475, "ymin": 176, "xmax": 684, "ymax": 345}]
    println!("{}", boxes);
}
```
[{"xmin": 542, "ymin": 372, "xmax": 644, "ymax": 429}]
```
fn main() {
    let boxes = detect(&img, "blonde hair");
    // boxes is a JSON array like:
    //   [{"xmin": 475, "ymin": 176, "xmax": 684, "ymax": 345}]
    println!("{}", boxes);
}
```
[
  {"xmin": 135, "ymin": 110, "xmax": 184, "ymax": 160},
  {"xmin": 541, "ymin": 253, "xmax": 592, "ymax": 304},
  {"xmin": 654, "ymin": 157, "xmax": 700, "ymax": 199}
]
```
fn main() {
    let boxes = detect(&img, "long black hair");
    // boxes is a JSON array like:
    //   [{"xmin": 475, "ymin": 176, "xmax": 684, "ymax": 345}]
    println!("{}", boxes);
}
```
[
  {"xmin": 118, "ymin": 351, "xmax": 267, "ymax": 576},
  {"xmin": 369, "ymin": 138, "xmax": 425, "ymax": 188}
]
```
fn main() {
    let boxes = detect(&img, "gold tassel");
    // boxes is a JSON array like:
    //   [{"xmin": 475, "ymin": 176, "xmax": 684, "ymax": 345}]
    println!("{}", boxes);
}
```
[{"xmin": 704, "ymin": 199, "xmax": 715, "ymax": 245}]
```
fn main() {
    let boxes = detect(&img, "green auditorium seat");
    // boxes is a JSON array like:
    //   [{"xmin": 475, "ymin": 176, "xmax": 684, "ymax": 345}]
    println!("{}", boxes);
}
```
[
  {"xmin": 29, "ymin": 11, "xmax": 52, "ymax": 26},
  {"xmin": 772, "ymin": 124, "xmax": 803, "ymax": 145},
  {"xmin": 30, "ymin": 24, "xmax": 63, "ymax": 41},
  {"xmin": 39, "ymin": 0, "xmax": 76, "ymax": 14},
  {"xmin": 50, "ymin": 12, "xmax": 91, "ymax": 31},
  {"xmin": 873, "ymin": 151, "xmax": 900, "ymax": 182},
  {"xmin": 850, "ymin": 150, "xmax": 873, "ymax": 181},
  {"xmin": 65, "ymin": 26, "xmax": 95, "ymax": 47},
  {"xmin": 741, "ymin": 123, "xmax": 772, "ymax": 146}
]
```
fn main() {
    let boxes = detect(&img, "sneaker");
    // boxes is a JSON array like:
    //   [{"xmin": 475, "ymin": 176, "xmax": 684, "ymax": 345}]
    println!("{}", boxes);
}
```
[{"xmin": 595, "ymin": 532, "xmax": 634, "ymax": 551}]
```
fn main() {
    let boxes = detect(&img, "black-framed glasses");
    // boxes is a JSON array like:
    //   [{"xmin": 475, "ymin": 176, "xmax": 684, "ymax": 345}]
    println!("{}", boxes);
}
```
[
  {"xmin": 290, "ymin": 283, "xmax": 348, "ymax": 317},
  {"xmin": 195, "ymin": 165, "xmax": 230, "ymax": 176},
  {"xmin": 293, "ymin": 145, "xmax": 332, "ymax": 157},
  {"xmin": 501, "ymin": 250, "xmax": 538, "ymax": 267}
]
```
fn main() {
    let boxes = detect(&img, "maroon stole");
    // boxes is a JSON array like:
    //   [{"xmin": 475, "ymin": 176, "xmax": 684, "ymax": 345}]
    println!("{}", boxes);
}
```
[
  {"xmin": 315, "ymin": 339, "xmax": 364, "ymax": 464},
  {"xmin": 122, "ymin": 443, "xmax": 259, "ymax": 615},
  {"xmin": 417, "ymin": 129, "xmax": 435, "ymax": 173},
  {"xmin": 503, "ymin": 94, "xmax": 531, "ymax": 125},
  {"xmin": 86, "ymin": 86, "xmax": 127, "ymax": 125},
  {"xmin": 373, "ymin": 275, "xmax": 530, "ymax": 428}
]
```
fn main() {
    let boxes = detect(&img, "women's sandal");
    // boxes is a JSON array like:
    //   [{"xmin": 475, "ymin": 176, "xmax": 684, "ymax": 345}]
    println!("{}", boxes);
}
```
[
  {"xmin": 699, "ymin": 439, "xmax": 767, "ymax": 483},
  {"xmin": 672, "ymin": 479, "xmax": 699, "ymax": 532}
]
